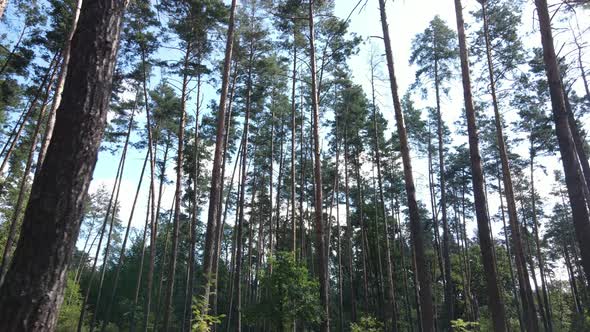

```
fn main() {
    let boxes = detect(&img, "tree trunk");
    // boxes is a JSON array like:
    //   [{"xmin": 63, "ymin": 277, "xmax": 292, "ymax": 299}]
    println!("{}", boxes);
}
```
[
  {"xmin": 373, "ymin": 91, "xmax": 399, "ymax": 332},
  {"xmin": 497, "ymin": 174, "xmax": 525, "ymax": 332},
  {"xmin": 480, "ymin": 3, "xmax": 539, "ymax": 330},
  {"xmin": 0, "ymin": 54, "xmax": 59, "ymax": 280},
  {"xmin": 130, "ymin": 162, "xmax": 153, "ymax": 331},
  {"xmin": 434, "ymin": 58, "xmax": 454, "ymax": 328},
  {"xmin": 453, "ymin": 0, "xmax": 507, "ymax": 330},
  {"xmin": 233, "ymin": 48, "xmax": 254, "ymax": 331},
  {"xmin": 291, "ymin": 39, "xmax": 298, "ymax": 255},
  {"xmin": 185, "ymin": 74, "xmax": 203, "ymax": 330},
  {"xmin": 0, "ymin": 1, "xmax": 128, "ymax": 329},
  {"xmin": 0, "ymin": 58, "xmax": 58, "ymax": 176},
  {"xmin": 343, "ymin": 127, "xmax": 358, "ymax": 320},
  {"xmin": 377, "ymin": 0, "xmax": 434, "ymax": 330},
  {"xmin": 212, "ymin": 64, "xmax": 239, "ymax": 319},
  {"xmin": 161, "ymin": 44, "xmax": 190, "ymax": 332},
  {"xmin": 203, "ymin": 0, "xmax": 238, "ymax": 307},
  {"xmin": 529, "ymin": 154, "xmax": 553, "ymax": 332},
  {"xmin": 36, "ymin": 0, "xmax": 83, "ymax": 173},
  {"xmin": 102, "ymin": 147, "xmax": 148, "ymax": 332},
  {"xmin": 563, "ymin": 244, "xmax": 583, "ymax": 314},
  {"xmin": 136, "ymin": 37, "xmax": 159, "ymax": 331},
  {"xmin": 309, "ymin": 2, "xmax": 329, "ymax": 331},
  {"xmin": 534, "ymin": 0, "xmax": 590, "ymax": 286}
]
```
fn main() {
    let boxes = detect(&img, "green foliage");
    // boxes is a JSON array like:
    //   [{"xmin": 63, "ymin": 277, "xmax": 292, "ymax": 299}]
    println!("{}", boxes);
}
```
[
  {"xmin": 451, "ymin": 319, "xmax": 479, "ymax": 331},
  {"xmin": 351, "ymin": 315, "xmax": 384, "ymax": 332},
  {"xmin": 191, "ymin": 294, "xmax": 224, "ymax": 332},
  {"xmin": 56, "ymin": 272, "xmax": 88, "ymax": 331},
  {"xmin": 245, "ymin": 251, "xmax": 322, "ymax": 330}
]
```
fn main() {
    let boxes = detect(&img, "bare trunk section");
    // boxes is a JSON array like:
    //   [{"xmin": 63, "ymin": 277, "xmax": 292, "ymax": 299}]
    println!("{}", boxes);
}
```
[
  {"xmin": 233, "ymin": 48, "xmax": 254, "ymax": 331},
  {"xmin": 0, "ymin": 1, "xmax": 128, "ymax": 329},
  {"xmin": 203, "ymin": 0, "xmax": 238, "ymax": 308},
  {"xmin": 0, "ymin": 54, "xmax": 59, "ymax": 280},
  {"xmin": 291, "ymin": 40, "xmax": 298, "ymax": 255},
  {"xmin": 343, "ymin": 127, "xmax": 358, "ymax": 320},
  {"xmin": 309, "ymin": 2, "xmax": 329, "ymax": 331},
  {"xmin": 434, "ymin": 58, "xmax": 453, "ymax": 328},
  {"xmin": 377, "ymin": 1, "xmax": 434, "ymax": 330},
  {"xmin": 480, "ymin": 3, "xmax": 539, "ymax": 330},
  {"xmin": 185, "ymin": 74, "xmax": 203, "ymax": 330},
  {"xmin": 36, "ymin": 0, "xmax": 83, "ymax": 172},
  {"xmin": 453, "ymin": 0, "xmax": 507, "ymax": 330},
  {"xmin": 161, "ymin": 43, "xmax": 190, "ymax": 332},
  {"xmin": 535, "ymin": 0, "xmax": 590, "ymax": 286}
]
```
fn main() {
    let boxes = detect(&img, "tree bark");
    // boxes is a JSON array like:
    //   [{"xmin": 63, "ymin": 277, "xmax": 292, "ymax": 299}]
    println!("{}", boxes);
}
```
[
  {"xmin": 0, "ymin": 1, "xmax": 128, "ymax": 329},
  {"xmin": 233, "ymin": 48, "xmax": 254, "ymax": 331},
  {"xmin": 480, "ymin": 2, "xmax": 539, "ymax": 330},
  {"xmin": 185, "ymin": 74, "xmax": 203, "ymax": 330},
  {"xmin": 535, "ymin": 0, "xmax": 590, "ymax": 286},
  {"xmin": 434, "ymin": 57, "xmax": 454, "ymax": 328},
  {"xmin": 161, "ymin": 43, "xmax": 190, "ymax": 332},
  {"xmin": 203, "ymin": 0, "xmax": 238, "ymax": 307},
  {"xmin": 309, "ymin": 2, "xmax": 329, "ymax": 331},
  {"xmin": 291, "ymin": 39, "xmax": 298, "ymax": 255},
  {"xmin": 36, "ymin": 0, "xmax": 83, "ymax": 173},
  {"xmin": 377, "ymin": 0, "xmax": 434, "ymax": 330},
  {"xmin": 0, "ymin": 54, "xmax": 59, "ymax": 280},
  {"xmin": 453, "ymin": 0, "xmax": 507, "ymax": 330}
]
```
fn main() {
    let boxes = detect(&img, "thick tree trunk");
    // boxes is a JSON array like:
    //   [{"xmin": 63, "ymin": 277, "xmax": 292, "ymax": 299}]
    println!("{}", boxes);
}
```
[
  {"xmin": 309, "ymin": 2, "xmax": 329, "ymax": 331},
  {"xmin": 453, "ymin": 0, "xmax": 507, "ymax": 330},
  {"xmin": 535, "ymin": 0, "xmax": 590, "ymax": 286},
  {"xmin": 377, "ymin": 1, "xmax": 434, "ymax": 330},
  {"xmin": 203, "ymin": 0, "xmax": 238, "ymax": 307},
  {"xmin": 0, "ymin": 1, "xmax": 128, "ymax": 329},
  {"xmin": 480, "ymin": 3, "xmax": 539, "ymax": 330}
]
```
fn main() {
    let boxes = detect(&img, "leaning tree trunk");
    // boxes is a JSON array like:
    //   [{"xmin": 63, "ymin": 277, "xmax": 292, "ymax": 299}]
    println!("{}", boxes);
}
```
[
  {"xmin": 309, "ymin": 1, "xmax": 329, "ymax": 331},
  {"xmin": 0, "ymin": 0, "xmax": 128, "ymax": 330},
  {"xmin": 377, "ymin": 0, "xmax": 434, "ymax": 330},
  {"xmin": 0, "ymin": 55, "xmax": 59, "ymax": 280},
  {"xmin": 36, "ymin": 0, "xmax": 83, "ymax": 172},
  {"xmin": 453, "ymin": 0, "xmax": 507, "ymax": 330},
  {"xmin": 480, "ymin": 2, "xmax": 539, "ymax": 330},
  {"xmin": 535, "ymin": 0, "xmax": 590, "ymax": 286}
]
